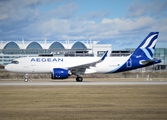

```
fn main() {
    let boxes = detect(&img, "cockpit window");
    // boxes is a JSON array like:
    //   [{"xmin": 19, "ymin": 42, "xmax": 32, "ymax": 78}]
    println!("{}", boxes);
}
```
[{"xmin": 11, "ymin": 60, "xmax": 19, "ymax": 64}]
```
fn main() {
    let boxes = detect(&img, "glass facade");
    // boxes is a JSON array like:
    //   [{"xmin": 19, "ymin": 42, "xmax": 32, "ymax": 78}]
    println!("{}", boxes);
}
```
[
  {"xmin": 71, "ymin": 42, "xmax": 87, "ymax": 49},
  {"xmin": 26, "ymin": 42, "xmax": 42, "ymax": 49},
  {"xmin": 2, "ymin": 49, "xmax": 47, "ymax": 55},
  {"xmin": 3, "ymin": 42, "xmax": 21, "ymax": 54},
  {"xmin": 154, "ymin": 48, "xmax": 167, "ymax": 65},
  {"xmin": 4, "ymin": 42, "xmax": 20, "ymax": 49},
  {"xmin": 49, "ymin": 42, "xmax": 65, "ymax": 49}
]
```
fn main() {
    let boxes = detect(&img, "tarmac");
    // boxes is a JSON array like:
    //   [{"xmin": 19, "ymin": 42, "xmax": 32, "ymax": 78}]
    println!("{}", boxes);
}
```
[{"xmin": 0, "ymin": 81, "xmax": 167, "ymax": 86}]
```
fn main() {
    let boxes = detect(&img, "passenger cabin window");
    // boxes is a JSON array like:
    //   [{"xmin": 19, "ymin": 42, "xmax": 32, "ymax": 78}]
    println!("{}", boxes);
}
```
[{"xmin": 11, "ymin": 61, "xmax": 19, "ymax": 64}]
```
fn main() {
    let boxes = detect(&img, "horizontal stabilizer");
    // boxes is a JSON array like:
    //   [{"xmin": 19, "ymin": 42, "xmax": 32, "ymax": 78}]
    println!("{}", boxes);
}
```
[{"xmin": 140, "ymin": 58, "xmax": 161, "ymax": 65}]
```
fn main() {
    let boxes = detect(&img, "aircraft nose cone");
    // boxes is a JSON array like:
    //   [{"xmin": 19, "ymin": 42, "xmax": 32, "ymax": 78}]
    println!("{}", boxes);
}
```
[{"xmin": 5, "ymin": 65, "xmax": 11, "ymax": 71}]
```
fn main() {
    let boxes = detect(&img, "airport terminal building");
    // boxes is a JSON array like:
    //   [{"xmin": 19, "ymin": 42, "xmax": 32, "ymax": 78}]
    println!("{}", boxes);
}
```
[
  {"xmin": 0, "ymin": 40, "xmax": 167, "ymax": 70},
  {"xmin": 0, "ymin": 40, "xmax": 112, "ymax": 66}
]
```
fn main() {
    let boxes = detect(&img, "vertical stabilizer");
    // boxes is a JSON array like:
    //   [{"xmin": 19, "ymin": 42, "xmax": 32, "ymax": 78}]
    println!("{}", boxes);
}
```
[{"xmin": 131, "ymin": 32, "xmax": 159, "ymax": 60}]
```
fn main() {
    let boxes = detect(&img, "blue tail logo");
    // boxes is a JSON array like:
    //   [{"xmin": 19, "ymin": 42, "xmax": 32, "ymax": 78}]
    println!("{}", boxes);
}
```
[
  {"xmin": 108, "ymin": 32, "xmax": 160, "ymax": 73},
  {"xmin": 132, "ymin": 32, "xmax": 159, "ymax": 60}
]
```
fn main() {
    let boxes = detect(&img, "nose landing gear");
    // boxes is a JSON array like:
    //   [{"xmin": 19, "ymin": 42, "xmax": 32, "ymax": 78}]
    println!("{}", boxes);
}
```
[{"xmin": 24, "ymin": 74, "xmax": 28, "ymax": 82}]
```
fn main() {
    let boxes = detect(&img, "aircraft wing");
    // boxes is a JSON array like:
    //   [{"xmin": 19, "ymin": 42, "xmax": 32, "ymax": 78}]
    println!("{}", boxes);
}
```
[{"xmin": 69, "ymin": 51, "xmax": 108, "ymax": 74}]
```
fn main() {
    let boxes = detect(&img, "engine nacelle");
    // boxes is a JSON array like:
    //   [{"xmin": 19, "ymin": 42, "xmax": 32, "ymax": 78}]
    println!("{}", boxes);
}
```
[{"xmin": 51, "ymin": 68, "xmax": 68, "ymax": 79}]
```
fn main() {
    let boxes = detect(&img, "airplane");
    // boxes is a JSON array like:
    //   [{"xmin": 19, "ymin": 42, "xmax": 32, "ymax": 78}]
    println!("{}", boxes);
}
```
[{"xmin": 5, "ymin": 32, "xmax": 161, "ymax": 82}]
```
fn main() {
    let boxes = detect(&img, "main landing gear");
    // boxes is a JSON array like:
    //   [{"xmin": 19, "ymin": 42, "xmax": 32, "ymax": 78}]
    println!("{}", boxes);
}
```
[
  {"xmin": 23, "ymin": 74, "xmax": 83, "ymax": 82},
  {"xmin": 76, "ymin": 76, "xmax": 83, "ymax": 82}
]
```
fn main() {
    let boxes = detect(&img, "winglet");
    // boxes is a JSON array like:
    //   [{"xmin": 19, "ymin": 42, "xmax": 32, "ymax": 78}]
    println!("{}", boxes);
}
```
[{"xmin": 101, "ymin": 51, "xmax": 108, "ymax": 61}]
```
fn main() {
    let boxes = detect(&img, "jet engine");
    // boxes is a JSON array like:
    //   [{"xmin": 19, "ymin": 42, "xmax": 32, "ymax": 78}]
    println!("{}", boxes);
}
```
[{"xmin": 51, "ymin": 68, "xmax": 68, "ymax": 79}]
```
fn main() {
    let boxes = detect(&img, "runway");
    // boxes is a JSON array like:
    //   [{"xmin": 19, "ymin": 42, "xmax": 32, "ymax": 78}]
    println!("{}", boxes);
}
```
[{"xmin": 0, "ymin": 81, "xmax": 167, "ymax": 86}]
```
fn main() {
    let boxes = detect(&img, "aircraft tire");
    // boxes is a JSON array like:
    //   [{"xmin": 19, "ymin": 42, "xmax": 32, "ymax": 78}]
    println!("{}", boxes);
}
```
[
  {"xmin": 24, "ymin": 78, "xmax": 28, "ymax": 82},
  {"xmin": 76, "ymin": 77, "xmax": 83, "ymax": 82}
]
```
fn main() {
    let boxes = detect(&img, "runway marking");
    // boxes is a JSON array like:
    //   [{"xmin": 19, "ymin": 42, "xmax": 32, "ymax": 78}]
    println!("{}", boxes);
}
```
[{"xmin": 0, "ymin": 81, "xmax": 167, "ymax": 86}]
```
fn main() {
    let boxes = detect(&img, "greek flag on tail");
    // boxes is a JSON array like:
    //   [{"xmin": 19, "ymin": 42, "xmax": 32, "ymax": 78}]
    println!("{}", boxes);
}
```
[{"xmin": 131, "ymin": 32, "xmax": 159, "ymax": 60}]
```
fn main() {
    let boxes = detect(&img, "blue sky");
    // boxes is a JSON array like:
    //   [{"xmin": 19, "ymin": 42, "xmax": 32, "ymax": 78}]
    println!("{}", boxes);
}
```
[{"xmin": 0, "ymin": 0, "xmax": 167, "ymax": 50}]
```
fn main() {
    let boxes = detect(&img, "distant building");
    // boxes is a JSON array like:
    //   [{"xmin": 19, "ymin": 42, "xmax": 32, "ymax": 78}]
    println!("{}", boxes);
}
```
[{"xmin": 0, "ymin": 40, "xmax": 111, "ymax": 65}]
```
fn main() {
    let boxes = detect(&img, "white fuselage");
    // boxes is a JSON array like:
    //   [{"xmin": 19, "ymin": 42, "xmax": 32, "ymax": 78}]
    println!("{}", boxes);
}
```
[{"xmin": 5, "ymin": 56, "xmax": 129, "ymax": 74}]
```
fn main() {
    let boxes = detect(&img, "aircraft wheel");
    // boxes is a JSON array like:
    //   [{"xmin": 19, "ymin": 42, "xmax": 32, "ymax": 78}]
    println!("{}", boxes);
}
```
[
  {"xmin": 24, "ymin": 78, "xmax": 28, "ymax": 82},
  {"xmin": 76, "ymin": 77, "xmax": 83, "ymax": 82}
]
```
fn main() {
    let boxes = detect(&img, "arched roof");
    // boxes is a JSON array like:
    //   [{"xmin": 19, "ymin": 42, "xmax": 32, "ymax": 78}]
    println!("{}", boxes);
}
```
[
  {"xmin": 49, "ymin": 42, "xmax": 65, "ymax": 49},
  {"xmin": 26, "ymin": 42, "xmax": 42, "ymax": 49},
  {"xmin": 71, "ymin": 42, "xmax": 87, "ymax": 49},
  {"xmin": 3, "ymin": 41, "xmax": 20, "ymax": 49}
]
